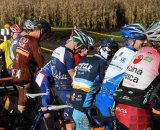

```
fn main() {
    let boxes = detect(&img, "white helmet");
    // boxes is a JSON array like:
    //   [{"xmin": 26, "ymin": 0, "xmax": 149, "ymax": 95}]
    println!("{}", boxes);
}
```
[
  {"xmin": 145, "ymin": 20, "xmax": 160, "ymax": 46},
  {"xmin": 72, "ymin": 29, "xmax": 94, "ymax": 50},
  {"xmin": 87, "ymin": 35, "xmax": 95, "ymax": 46},
  {"xmin": 23, "ymin": 19, "xmax": 36, "ymax": 31}
]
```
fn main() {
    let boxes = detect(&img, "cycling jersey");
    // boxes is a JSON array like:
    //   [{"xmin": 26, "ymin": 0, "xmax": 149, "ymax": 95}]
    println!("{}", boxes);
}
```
[
  {"xmin": 95, "ymin": 45, "xmax": 137, "ymax": 130},
  {"xmin": 114, "ymin": 47, "xmax": 160, "ymax": 130},
  {"xmin": 74, "ymin": 53, "xmax": 81, "ymax": 66},
  {"xmin": 72, "ymin": 54, "xmax": 107, "ymax": 130},
  {"xmin": 0, "ymin": 40, "xmax": 12, "ymax": 70},
  {"xmin": 12, "ymin": 35, "xmax": 44, "ymax": 83},
  {"xmin": 41, "ymin": 45, "xmax": 74, "ymax": 90},
  {"xmin": 36, "ymin": 45, "xmax": 75, "ymax": 120}
]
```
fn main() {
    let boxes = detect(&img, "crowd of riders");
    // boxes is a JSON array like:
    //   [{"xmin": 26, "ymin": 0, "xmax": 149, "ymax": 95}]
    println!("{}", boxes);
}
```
[{"xmin": 0, "ymin": 18, "xmax": 160, "ymax": 130}]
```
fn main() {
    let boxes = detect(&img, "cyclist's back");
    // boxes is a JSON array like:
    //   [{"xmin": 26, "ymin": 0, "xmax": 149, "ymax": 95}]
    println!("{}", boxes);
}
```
[
  {"xmin": 72, "ymin": 37, "xmax": 118, "ymax": 130},
  {"xmin": 95, "ymin": 45, "xmax": 136, "ymax": 106},
  {"xmin": 13, "ymin": 34, "xmax": 43, "ymax": 82}
]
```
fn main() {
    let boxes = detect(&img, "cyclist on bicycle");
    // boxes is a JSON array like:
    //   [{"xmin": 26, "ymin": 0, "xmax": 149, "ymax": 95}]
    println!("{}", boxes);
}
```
[
  {"xmin": 95, "ymin": 24, "xmax": 147, "ymax": 130},
  {"xmin": 113, "ymin": 20, "xmax": 160, "ymax": 130},
  {"xmin": 12, "ymin": 19, "xmax": 51, "ymax": 113},
  {"xmin": 35, "ymin": 29, "xmax": 93, "ymax": 130},
  {"xmin": 71, "ymin": 37, "xmax": 118, "ymax": 130}
]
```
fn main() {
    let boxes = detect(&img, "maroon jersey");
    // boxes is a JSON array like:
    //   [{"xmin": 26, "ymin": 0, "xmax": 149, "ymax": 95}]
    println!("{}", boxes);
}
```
[{"xmin": 12, "ymin": 35, "xmax": 44, "ymax": 83}]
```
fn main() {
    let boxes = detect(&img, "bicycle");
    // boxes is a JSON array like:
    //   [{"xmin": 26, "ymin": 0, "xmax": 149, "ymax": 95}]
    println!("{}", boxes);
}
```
[{"xmin": 26, "ymin": 93, "xmax": 73, "ymax": 130}]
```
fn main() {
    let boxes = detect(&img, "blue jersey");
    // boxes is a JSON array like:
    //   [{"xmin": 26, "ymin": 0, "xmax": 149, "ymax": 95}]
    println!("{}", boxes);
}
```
[
  {"xmin": 41, "ymin": 45, "xmax": 74, "ymax": 90},
  {"xmin": 72, "ymin": 54, "xmax": 107, "ymax": 107},
  {"xmin": 72, "ymin": 54, "xmax": 107, "ymax": 130},
  {"xmin": 95, "ymin": 45, "xmax": 137, "ymax": 130}
]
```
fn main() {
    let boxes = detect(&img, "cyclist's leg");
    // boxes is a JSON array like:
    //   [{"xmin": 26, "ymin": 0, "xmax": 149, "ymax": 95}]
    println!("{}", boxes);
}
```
[
  {"xmin": 16, "ymin": 83, "xmax": 30, "ymax": 113},
  {"xmin": 72, "ymin": 109, "xmax": 90, "ymax": 130},
  {"xmin": 55, "ymin": 90, "xmax": 75, "ymax": 130}
]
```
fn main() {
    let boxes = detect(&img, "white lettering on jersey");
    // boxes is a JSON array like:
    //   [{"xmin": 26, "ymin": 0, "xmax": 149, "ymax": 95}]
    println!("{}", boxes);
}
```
[
  {"xmin": 103, "ymin": 47, "xmax": 136, "ymax": 83},
  {"xmin": 77, "ymin": 63, "xmax": 93, "ymax": 72},
  {"xmin": 123, "ymin": 47, "xmax": 160, "ymax": 90}
]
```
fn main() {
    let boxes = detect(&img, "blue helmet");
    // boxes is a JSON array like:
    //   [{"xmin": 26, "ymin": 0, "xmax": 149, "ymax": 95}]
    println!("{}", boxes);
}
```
[{"xmin": 120, "ymin": 24, "xmax": 146, "ymax": 41}]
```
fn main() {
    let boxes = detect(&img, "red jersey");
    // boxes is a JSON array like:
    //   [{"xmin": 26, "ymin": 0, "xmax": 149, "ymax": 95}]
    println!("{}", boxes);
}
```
[{"xmin": 74, "ymin": 53, "xmax": 81, "ymax": 66}]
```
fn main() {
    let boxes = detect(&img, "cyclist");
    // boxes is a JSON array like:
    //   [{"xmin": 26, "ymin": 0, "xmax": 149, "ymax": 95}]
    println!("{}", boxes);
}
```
[
  {"xmin": 12, "ymin": 19, "xmax": 51, "ymax": 113},
  {"xmin": 113, "ymin": 20, "xmax": 160, "ymax": 130},
  {"xmin": 10, "ymin": 24, "xmax": 22, "ymax": 63},
  {"xmin": 0, "ymin": 24, "xmax": 12, "ymax": 77},
  {"xmin": 95, "ymin": 24, "xmax": 147, "ymax": 130},
  {"xmin": 35, "ymin": 29, "xmax": 93, "ymax": 130},
  {"xmin": 71, "ymin": 37, "xmax": 118, "ymax": 130},
  {"xmin": 0, "ymin": 24, "xmax": 22, "ymax": 78}
]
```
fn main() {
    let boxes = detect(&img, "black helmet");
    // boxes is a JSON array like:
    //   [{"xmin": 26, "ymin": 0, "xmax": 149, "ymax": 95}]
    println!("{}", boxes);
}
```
[
  {"xmin": 100, "ymin": 37, "xmax": 119, "ymax": 56},
  {"xmin": 99, "ymin": 37, "xmax": 119, "ymax": 60},
  {"xmin": 36, "ymin": 19, "xmax": 51, "ymax": 34}
]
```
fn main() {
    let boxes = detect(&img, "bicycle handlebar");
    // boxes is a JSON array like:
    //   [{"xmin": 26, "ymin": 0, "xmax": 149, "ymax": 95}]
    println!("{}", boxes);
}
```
[
  {"xmin": 47, "ymin": 105, "xmax": 73, "ymax": 111},
  {"xmin": 26, "ymin": 93, "xmax": 48, "ymax": 98}
]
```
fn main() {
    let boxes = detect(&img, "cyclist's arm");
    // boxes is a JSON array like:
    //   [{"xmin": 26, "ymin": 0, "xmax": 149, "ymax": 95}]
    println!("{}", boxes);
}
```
[
  {"xmin": 68, "ymin": 69, "xmax": 74, "ymax": 80},
  {"xmin": 0, "ymin": 41, "xmax": 6, "ymax": 53},
  {"xmin": 99, "ymin": 61, "xmax": 107, "ymax": 83},
  {"xmin": 29, "ymin": 40, "xmax": 44, "ymax": 68},
  {"xmin": 65, "ymin": 50, "xmax": 75, "ymax": 80}
]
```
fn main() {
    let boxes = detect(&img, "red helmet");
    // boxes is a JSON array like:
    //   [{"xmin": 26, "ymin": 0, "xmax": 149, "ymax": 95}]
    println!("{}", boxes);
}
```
[{"xmin": 10, "ymin": 24, "xmax": 22, "ymax": 33}]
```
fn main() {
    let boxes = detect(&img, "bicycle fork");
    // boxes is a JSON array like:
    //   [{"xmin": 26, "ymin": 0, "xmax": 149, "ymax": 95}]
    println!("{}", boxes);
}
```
[{"xmin": 30, "ymin": 110, "xmax": 48, "ymax": 130}]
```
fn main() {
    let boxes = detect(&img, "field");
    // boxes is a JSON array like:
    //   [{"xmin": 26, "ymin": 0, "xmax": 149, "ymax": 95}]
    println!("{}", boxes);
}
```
[{"xmin": 0, "ymin": 0, "xmax": 160, "ymax": 30}]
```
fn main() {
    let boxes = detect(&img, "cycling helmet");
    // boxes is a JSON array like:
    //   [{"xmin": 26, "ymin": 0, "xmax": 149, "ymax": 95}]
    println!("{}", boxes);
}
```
[
  {"xmin": 120, "ymin": 24, "xmax": 146, "ymax": 41},
  {"xmin": 23, "ymin": 19, "xmax": 36, "ymax": 31},
  {"xmin": 72, "ymin": 29, "xmax": 91, "ymax": 50},
  {"xmin": 88, "ymin": 35, "xmax": 95, "ymax": 46},
  {"xmin": 145, "ymin": 19, "xmax": 160, "ymax": 46},
  {"xmin": 10, "ymin": 24, "xmax": 22, "ymax": 33},
  {"xmin": 36, "ymin": 19, "xmax": 51, "ymax": 34},
  {"xmin": 99, "ymin": 37, "xmax": 119, "ymax": 60}
]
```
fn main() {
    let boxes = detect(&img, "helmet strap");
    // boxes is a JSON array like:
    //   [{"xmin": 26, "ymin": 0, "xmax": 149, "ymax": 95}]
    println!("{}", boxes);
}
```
[{"xmin": 132, "ymin": 39, "xmax": 136, "ymax": 48}]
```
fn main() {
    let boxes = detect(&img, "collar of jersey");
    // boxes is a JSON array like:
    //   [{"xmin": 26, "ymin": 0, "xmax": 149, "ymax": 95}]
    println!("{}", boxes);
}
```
[{"xmin": 126, "ymin": 44, "xmax": 136, "ymax": 52}]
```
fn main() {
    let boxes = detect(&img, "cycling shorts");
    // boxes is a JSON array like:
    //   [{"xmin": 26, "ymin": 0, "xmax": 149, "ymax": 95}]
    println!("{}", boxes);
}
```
[{"xmin": 55, "ymin": 90, "xmax": 73, "ymax": 121}]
